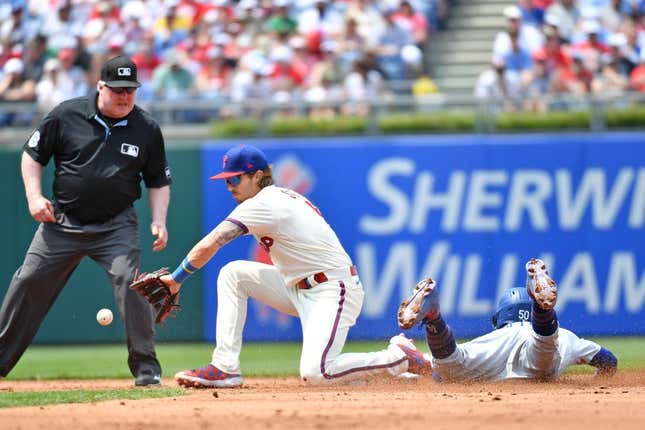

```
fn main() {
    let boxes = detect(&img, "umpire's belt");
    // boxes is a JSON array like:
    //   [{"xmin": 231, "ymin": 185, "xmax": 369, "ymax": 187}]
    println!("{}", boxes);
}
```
[{"xmin": 296, "ymin": 266, "xmax": 358, "ymax": 289}]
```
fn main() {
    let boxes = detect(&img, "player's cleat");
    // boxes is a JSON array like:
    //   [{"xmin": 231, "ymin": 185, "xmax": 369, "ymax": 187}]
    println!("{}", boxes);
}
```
[
  {"xmin": 525, "ymin": 258, "xmax": 558, "ymax": 310},
  {"xmin": 397, "ymin": 278, "xmax": 439, "ymax": 329},
  {"xmin": 134, "ymin": 370, "xmax": 162, "ymax": 387},
  {"xmin": 174, "ymin": 364, "xmax": 243, "ymax": 388},
  {"xmin": 389, "ymin": 334, "xmax": 432, "ymax": 375}
]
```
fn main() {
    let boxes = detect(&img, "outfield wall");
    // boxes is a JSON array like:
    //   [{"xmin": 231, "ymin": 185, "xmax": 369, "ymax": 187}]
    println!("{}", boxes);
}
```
[
  {"xmin": 0, "ymin": 147, "xmax": 205, "ymax": 343},
  {"xmin": 1, "ymin": 132, "xmax": 643, "ymax": 343},
  {"xmin": 203, "ymin": 133, "xmax": 645, "ymax": 340}
]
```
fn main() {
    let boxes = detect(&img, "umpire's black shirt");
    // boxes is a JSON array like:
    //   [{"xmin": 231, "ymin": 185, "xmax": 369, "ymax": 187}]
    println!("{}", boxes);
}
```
[{"xmin": 23, "ymin": 92, "xmax": 171, "ymax": 224}]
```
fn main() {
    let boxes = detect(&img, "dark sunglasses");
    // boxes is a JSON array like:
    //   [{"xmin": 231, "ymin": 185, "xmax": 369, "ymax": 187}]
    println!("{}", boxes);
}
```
[
  {"xmin": 225, "ymin": 175, "xmax": 243, "ymax": 186},
  {"xmin": 107, "ymin": 86, "xmax": 137, "ymax": 94}
]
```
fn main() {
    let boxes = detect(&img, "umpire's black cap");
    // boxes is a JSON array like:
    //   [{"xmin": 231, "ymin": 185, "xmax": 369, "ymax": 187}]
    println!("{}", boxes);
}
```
[{"xmin": 100, "ymin": 56, "xmax": 141, "ymax": 88}]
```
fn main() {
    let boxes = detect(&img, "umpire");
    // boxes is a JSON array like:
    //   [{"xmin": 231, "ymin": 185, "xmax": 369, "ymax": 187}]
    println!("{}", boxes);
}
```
[{"xmin": 0, "ymin": 56, "xmax": 171, "ymax": 386}]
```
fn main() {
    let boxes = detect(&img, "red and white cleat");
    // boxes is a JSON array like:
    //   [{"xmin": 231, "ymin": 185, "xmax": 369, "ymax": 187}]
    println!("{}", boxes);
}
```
[
  {"xmin": 175, "ymin": 364, "xmax": 243, "ymax": 388},
  {"xmin": 389, "ymin": 334, "xmax": 433, "ymax": 376}
]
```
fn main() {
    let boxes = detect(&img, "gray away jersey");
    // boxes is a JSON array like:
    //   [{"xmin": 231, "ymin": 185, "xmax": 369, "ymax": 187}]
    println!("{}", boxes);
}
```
[{"xmin": 432, "ymin": 322, "xmax": 602, "ymax": 381}]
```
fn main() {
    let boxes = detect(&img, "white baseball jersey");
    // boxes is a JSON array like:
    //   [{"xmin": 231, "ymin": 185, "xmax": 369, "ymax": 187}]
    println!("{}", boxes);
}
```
[
  {"xmin": 211, "ymin": 185, "xmax": 409, "ymax": 383},
  {"xmin": 432, "ymin": 322, "xmax": 602, "ymax": 381},
  {"xmin": 226, "ymin": 185, "xmax": 352, "ymax": 286}
]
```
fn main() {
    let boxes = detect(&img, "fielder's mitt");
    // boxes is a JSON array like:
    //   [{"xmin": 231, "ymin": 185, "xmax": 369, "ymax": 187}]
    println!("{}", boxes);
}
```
[{"xmin": 129, "ymin": 268, "xmax": 180, "ymax": 324}]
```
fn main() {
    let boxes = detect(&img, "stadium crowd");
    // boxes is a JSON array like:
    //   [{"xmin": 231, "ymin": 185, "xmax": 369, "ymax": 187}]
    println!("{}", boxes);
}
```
[
  {"xmin": 476, "ymin": 0, "xmax": 645, "ymax": 112},
  {"xmin": 0, "ymin": 0, "xmax": 448, "ymax": 125},
  {"xmin": 2, "ymin": 0, "xmax": 645, "ymax": 123}
]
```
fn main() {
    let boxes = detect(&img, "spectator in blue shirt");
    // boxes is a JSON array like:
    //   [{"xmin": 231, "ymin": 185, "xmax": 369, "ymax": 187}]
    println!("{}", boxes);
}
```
[{"xmin": 504, "ymin": 32, "xmax": 534, "ymax": 73}]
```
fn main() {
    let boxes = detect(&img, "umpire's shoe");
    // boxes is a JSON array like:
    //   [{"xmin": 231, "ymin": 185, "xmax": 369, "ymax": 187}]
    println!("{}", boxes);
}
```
[
  {"xmin": 525, "ymin": 258, "xmax": 558, "ymax": 310},
  {"xmin": 134, "ymin": 370, "xmax": 162, "ymax": 387},
  {"xmin": 397, "ymin": 278, "xmax": 439, "ymax": 330},
  {"xmin": 175, "ymin": 364, "xmax": 243, "ymax": 388}
]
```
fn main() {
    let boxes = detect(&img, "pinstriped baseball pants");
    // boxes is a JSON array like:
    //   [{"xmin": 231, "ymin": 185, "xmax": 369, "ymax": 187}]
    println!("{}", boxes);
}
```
[{"xmin": 211, "ymin": 260, "xmax": 408, "ymax": 384}]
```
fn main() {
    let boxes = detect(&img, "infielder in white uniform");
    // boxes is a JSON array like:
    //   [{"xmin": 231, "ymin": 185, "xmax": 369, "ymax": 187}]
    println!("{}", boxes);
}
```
[
  {"xmin": 158, "ymin": 145, "xmax": 430, "ymax": 387},
  {"xmin": 398, "ymin": 258, "xmax": 618, "ymax": 381}
]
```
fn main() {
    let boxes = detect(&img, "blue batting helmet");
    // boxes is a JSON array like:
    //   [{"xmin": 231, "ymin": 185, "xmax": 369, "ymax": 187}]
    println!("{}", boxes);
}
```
[{"xmin": 491, "ymin": 287, "xmax": 532, "ymax": 329}]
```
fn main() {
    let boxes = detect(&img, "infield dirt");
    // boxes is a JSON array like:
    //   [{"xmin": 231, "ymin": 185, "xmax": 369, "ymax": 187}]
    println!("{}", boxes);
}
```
[{"xmin": 1, "ymin": 371, "xmax": 644, "ymax": 430}]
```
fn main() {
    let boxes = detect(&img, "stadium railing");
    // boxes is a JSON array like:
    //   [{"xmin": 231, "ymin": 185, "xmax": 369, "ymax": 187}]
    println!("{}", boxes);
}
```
[{"xmin": 1, "ymin": 91, "xmax": 644, "ymax": 144}]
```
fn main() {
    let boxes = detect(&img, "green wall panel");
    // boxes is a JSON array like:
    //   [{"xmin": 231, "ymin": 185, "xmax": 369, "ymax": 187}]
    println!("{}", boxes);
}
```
[{"xmin": 0, "ymin": 145, "xmax": 204, "ymax": 343}]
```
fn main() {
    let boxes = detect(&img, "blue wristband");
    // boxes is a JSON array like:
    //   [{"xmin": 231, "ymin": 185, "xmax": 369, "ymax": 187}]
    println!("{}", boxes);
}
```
[{"xmin": 171, "ymin": 257, "xmax": 199, "ymax": 284}]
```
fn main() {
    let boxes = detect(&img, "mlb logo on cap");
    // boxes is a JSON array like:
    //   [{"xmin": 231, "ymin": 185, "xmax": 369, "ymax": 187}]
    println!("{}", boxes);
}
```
[
  {"xmin": 100, "ymin": 56, "xmax": 141, "ymax": 88},
  {"xmin": 211, "ymin": 145, "xmax": 269, "ymax": 179}
]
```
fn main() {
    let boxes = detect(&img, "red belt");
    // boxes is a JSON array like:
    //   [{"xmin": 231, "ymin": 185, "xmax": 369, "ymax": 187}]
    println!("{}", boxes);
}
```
[{"xmin": 296, "ymin": 266, "xmax": 358, "ymax": 289}]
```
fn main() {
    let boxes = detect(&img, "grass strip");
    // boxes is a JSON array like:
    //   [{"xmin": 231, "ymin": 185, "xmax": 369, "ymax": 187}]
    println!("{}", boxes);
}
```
[
  {"xmin": 0, "ymin": 388, "xmax": 185, "ymax": 408},
  {"xmin": 5, "ymin": 337, "xmax": 644, "ymax": 381}
]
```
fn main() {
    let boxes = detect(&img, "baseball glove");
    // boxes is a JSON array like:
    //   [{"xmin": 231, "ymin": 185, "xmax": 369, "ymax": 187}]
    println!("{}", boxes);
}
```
[{"xmin": 129, "ymin": 268, "xmax": 180, "ymax": 324}]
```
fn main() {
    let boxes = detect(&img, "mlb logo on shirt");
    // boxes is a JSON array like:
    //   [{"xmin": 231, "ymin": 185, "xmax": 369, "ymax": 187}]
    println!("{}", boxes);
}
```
[
  {"xmin": 117, "ymin": 67, "xmax": 132, "ymax": 76},
  {"xmin": 121, "ymin": 143, "xmax": 139, "ymax": 157}
]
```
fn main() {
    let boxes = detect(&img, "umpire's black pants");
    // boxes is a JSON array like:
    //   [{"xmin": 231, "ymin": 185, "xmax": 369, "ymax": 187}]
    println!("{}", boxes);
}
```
[{"xmin": 0, "ymin": 207, "xmax": 160, "ymax": 378}]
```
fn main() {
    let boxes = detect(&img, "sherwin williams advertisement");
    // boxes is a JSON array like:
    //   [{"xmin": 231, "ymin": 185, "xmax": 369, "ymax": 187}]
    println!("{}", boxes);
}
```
[{"xmin": 201, "ymin": 133, "xmax": 645, "ymax": 340}]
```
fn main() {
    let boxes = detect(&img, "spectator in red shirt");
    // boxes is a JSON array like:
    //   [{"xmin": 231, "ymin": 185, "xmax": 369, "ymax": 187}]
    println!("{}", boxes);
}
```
[
  {"xmin": 184, "ymin": 15, "xmax": 217, "ymax": 66},
  {"xmin": 89, "ymin": 1, "xmax": 121, "ymax": 22},
  {"xmin": 552, "ymin": 53, "xmax": 594, "ymax": 94},
  {"xmin": 629, "ymin": 60, "xmax": 645, "ymax": 92},
  {"xmin": 196, "ymin": 46, "xmax": 232, "ymax": 99},
  {"xmin": 571, "ymin": 54, "xmax": 595, "ymax": 93},
  {"xmin": 391, "ymin": 0, "xmax": 429, "ymax": 48},
  {"xmin": 132, "ymin": 39, "xmax": 162, "ymax": 83},
  {"xmin": 106, "ymin": 33, "xmax": 126, "ymax": 58},
  {"xmin": 571, "ymin": 20, "xmax": 611, "ymax": 73},
  {"xmin": 269, "ymin": 45, "xmax": 305, "ymax": 92},
  {"xmin": 532, "ymin": 26, "xmax": 572, "ymax": 74},
  {"xmin": 289, "ymin": 36, "xmax": 315, "ymax": 81}
]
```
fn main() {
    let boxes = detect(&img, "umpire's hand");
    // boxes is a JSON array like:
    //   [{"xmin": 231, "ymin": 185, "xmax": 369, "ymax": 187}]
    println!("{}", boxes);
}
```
[
  {"xmin": 151, "ymin": 222, "xmax": 168, "ymax": 252},
  {"xmin": 27, "ymin": 194, "xmax": 56, "ymax": 223}
]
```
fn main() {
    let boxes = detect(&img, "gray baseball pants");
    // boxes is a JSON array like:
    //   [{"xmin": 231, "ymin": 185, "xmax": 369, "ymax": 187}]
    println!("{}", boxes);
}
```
[{"xmin": 0, "ymin": 207, "xmax": 160, "ymax": 378}]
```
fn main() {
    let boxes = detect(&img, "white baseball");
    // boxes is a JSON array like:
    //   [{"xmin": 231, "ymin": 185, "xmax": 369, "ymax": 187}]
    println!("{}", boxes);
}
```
[{"xmin": 96, "ymin": 308, "xmax": 113, "ymax": 326}]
